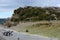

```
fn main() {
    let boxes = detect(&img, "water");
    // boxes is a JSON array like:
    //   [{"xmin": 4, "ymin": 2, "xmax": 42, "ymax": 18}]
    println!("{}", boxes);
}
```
[{"xmin": 0, "ymin": 19, "xmax": 6, "ymax": 24}]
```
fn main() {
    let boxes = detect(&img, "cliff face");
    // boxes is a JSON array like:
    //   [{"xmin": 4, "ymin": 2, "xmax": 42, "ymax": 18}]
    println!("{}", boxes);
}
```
[{"xmin": 11, "ymin": 6, "xmax": 60, "ymax": 22}]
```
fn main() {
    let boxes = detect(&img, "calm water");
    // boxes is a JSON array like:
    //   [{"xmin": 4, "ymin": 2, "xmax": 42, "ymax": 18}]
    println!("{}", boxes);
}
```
[{"xmin": 0, "ymin": 19, "xmax": 6, "ymax": 24}]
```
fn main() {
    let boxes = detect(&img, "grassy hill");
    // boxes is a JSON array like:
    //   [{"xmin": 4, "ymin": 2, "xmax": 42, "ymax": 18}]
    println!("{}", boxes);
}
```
[{"xmin": 9, "ymin": 6, "xmax": 60, "ymax": 38}]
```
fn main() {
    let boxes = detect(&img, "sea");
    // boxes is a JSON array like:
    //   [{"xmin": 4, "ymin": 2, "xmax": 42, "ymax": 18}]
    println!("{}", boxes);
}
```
[{"xmin": 0, "ymin": 19, "xmax": 6, "ymax": 24}]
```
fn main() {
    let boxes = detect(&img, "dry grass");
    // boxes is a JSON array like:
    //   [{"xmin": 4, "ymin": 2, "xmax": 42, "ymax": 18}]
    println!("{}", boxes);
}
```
[{"xmin": 10, "ymin": 20, "xmax": 60, "ymax": 38}]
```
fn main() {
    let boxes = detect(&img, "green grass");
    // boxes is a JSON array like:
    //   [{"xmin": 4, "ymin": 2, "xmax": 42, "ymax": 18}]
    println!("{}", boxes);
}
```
[
  {"xmin": 10, "ymin": 21, "xmax": 60, "ymax": 38},
  {"xmin": 19, "ymin": 21, "xmax": 60, "ymax": 38},
  {"xmin": 27, "ymin": 25, "xmax": 60, "ymax": 38}
]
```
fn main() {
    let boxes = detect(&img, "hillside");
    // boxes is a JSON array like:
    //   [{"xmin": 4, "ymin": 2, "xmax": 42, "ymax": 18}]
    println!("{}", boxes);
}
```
[
  {"xmin": 11, "ymin": 6, "xmax": 60, "ymax": 22},
  {"xmin": 9, "ymin": 6, "xmax": 60, "ymax": 38},
  {"xmin": 10, "ymin": 20, "xmax": 60, "ymax": 38}
]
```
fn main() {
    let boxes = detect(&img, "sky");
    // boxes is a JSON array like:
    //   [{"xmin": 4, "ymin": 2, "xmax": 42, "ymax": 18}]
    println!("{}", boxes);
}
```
[{"xmin": 0, "ymin": 0, "xmax": 60, "ymax": 18}]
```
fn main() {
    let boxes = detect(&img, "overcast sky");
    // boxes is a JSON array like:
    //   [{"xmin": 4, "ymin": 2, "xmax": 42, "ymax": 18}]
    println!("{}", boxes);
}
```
[{"xmin": 0, "ymin": 0, "xmax": 60, "ymax": 18}]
